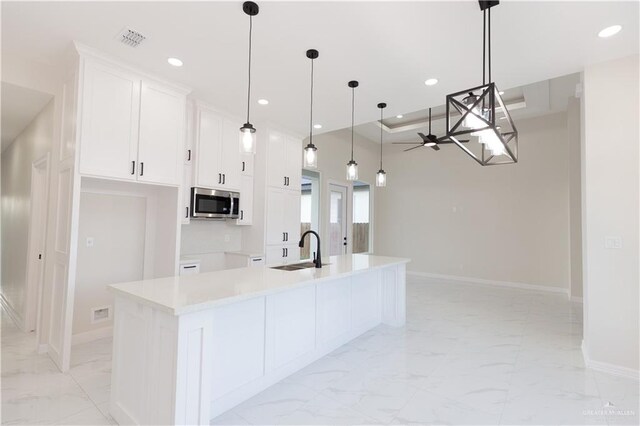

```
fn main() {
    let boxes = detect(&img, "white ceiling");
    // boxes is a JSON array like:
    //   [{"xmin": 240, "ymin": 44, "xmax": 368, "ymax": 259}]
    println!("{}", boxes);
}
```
[
  {"xmin": 1, "ymin": 82, "xmax": 53, "ymax": 151},
  {"xmin": 2, "ymin": 1, "xmax": 638, "ymax": 137}
]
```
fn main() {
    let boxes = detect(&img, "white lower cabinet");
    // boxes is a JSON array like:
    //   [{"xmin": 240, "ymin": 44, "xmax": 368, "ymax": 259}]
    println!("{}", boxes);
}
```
[
  {"xmin": 316, "ymin": 277, "xmax": 352, "ymax": 346},
  {"xmin": 265, "ymin": 244, "xmax": 300, "ymax": 266},
  {"xmin": 210, "ymin": 298, "xmax": 265, "ymax": 400},
  {"xmin": 265, "ymin": 286, "xmax": 316, "ymax": 372}
]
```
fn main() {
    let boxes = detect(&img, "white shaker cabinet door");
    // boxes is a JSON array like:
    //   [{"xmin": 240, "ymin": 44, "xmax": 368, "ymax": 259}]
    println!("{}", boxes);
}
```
[
  {"xmin": 265, "ymin": 188, "xmax": 286, "ymax": 245},
  {"xmin": 220, "ymin": 117, "xmax": 241, "ymax": 191},
  {"xmin": 236, "ymin": 174, "xmax": 253, "ymax": 225},
  {"xmin": 194, "ymin": 108, "xmax": 223, "ymax": 189},
  {"xmin": 137, "ymin": 81, "xmax": 186, "ymax": 185},
  {"xmin": 284, "ymin": 135, "xmax": 302, "ymax": 190},
  {"xmin": 283, "ymin": 190, "xmax": 301, "ymax": 244},
  {"xmin": 266, "ymin": 130, "xmax": 286, "ymax": 189},
  {"xmin": 79, "ymin": 61, "xmax": 140, "ymax": 180}
]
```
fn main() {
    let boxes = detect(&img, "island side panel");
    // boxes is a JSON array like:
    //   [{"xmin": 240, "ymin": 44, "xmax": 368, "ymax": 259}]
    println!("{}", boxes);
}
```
[
  {"xmin": 381, "ymin": 263, "xmax": 407, "ymax": 327},
  {"xmin": 110, "ymin": 296, "xmax": 180, "ymax": 425}
]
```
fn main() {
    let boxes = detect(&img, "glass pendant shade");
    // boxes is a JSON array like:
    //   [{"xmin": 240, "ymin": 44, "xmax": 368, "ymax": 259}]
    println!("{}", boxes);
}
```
[
  {"xmin": 376, "ymin": 169, "xmax": 387, "ymax": 187},
  {"xmin": 239, "ymin": 123, "xmax": 256, "ymax": 154},
  {"xmin": 303, "ymin": 143, "xmax": 318, "ymax": 168},
  {"xmin": 346, "ymin": 160, "xmax": 358, "ymax": 181}
]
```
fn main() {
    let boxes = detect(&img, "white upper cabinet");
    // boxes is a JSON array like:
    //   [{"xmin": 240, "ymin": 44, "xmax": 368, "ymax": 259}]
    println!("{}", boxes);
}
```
[
  {"xmin": 79, "ymin": 61, "xmax": 140, "ymax": 180},
  {"xmin": 266, "ymin": 130, "xmax": 302, "ymax": 191},
  {"xmin": 221, "ymin": 117, "xmax": 241, "ymax": 191},
  {"xmin": 137, "ymin": 80, "xmax": 186, "ymax": 185},
  {"xmin": 193, "ymin": 104, "xmax": 242, "ymax": 192},
  {"xmin": 194, "ymin": 107, "xmax": 223, "ymax": 188},
  {"xmin": 79, "ymin": 58, "xmax": 188, "ymax": 186}
]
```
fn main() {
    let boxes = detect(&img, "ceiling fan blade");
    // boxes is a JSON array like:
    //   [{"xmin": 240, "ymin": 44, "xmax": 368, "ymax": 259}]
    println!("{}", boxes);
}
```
[
  {"xmin": 393, "ymin": 142, "xmax": 423, "ymax": 144},
  {"xmin": 404, "ymin": 145, "xmax": 425, "ymax": 152},
  {"xmin": 438, "ymin": 139, "xmax": 470, "ymax": 144},
  {"xmin": 417, "ymin": 132, "xmax": 428, "ymax": 142},
  {"xmin": 430, "ymin": 144, "xmax": 441, "ymax": 151}
]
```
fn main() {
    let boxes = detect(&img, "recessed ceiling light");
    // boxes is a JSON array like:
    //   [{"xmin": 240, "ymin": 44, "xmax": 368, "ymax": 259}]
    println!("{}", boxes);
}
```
[
  {"xmin": 167, "ymin": 57, "xmax": 183, "ymax": 67},
  {"xmin": 424, "ymin": 78, "xmax": 439, "ymax": 86},
  {"xmin": 257, "ymin": 99, "xmax": 269, "ymax": 105},
  {"xmin": 396, "ymin": 114, "xmax": 403, "ymax": 119},
  {"xmin": 313, "ymin": 124, "xmax": 322, "ymax": 129},
  {"xmin": 598, "ymin": 25, "xmax": 622, "ymax": 38}
]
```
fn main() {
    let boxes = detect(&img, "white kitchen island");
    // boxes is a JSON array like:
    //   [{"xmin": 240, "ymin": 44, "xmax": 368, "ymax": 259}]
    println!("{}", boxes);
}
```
[{"xmin": 108, "ymin": 254, "xmax": 409, "ymax": 425}]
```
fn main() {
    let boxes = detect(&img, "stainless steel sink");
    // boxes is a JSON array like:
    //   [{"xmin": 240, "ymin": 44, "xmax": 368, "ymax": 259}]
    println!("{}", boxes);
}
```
[{"xmin": 271, "ymin": 262, "xmax": 329, "ymax": 271}]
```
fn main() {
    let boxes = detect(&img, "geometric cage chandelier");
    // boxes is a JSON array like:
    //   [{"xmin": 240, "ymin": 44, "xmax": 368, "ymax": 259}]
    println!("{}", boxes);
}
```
[{"xmin": 445, "ymin": 0, "xmax": 518, "ymax": 166}]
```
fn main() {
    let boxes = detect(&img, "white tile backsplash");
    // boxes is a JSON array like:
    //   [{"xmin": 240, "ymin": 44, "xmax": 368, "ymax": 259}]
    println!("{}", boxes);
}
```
[{"xmin": 181, "ymin": 220, "xmax": 242, "ymax": 256}]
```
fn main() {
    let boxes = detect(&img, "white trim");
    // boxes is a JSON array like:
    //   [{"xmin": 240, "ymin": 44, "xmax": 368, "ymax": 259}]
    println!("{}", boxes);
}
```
[
  {"xmin": 0, "ymin": 293, "xmax": 26, "ymax": 331},
  {"xmin": 71, "ymin": 326, "xmax": 113, "ymax": 346},
  {"xmin": 570, "ymin": 296, "xmax": 583, "ymax": 303},
  {"xmin": 407, "ymin": 271, "xmax": 568, "ymax": 295},
  {"xmin": 582, "ymin": 340, "xmax": 639, "ymax": 380}
]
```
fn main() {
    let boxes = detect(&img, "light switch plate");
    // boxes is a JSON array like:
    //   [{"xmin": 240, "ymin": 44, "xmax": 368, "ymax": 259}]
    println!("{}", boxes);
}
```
[{"xmin": 605, "ymin": 236, "xmax": 622, "ymax": 249}]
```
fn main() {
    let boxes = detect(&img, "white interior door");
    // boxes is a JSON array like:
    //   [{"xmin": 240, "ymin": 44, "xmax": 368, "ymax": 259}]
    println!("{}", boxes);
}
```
[
  {"xmin": 328, "ymin": 183, "xmax": 348, "ymax": 256},
  {"xmin": 26, "ymin": 156, "xmax": 50, "ymax": 333}
]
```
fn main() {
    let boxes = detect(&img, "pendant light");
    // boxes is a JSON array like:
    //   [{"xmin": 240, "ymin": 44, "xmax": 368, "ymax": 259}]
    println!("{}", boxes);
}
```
[
  {"xmin": 376, "ymin": 103, "xmax": 387, "ymax": 187},
  {"xmin": 239, "ymin": 1, "xmax": 259, "ymax": 154},
  {"xmin": 303, "ymin": 49, "xmax": 319, "ymax": 168},
  {"xmin": 445, "ymin": 0, "xmax": 518, "ymax": 166},
  {"xmin": 346, "ymin": 80, "xmax": 359, "ymax": 181}
]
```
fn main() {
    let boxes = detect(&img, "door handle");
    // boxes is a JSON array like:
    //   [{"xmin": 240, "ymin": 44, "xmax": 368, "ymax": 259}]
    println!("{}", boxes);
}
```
[
  {"xmin": 343, "ymin": 236, "xmax": 347, "ymax": 246},
  {"xmin": 131, "ymin": 161, "xmax": 135, "ymax": 175},
  {"xmin": 139, "ymin": 162, "xmax": 144, "ymax": 176}
]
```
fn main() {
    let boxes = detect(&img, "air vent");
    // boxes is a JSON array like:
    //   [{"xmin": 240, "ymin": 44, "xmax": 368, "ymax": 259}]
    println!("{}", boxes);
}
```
[{"xmin": 117, "ymin": 28, "xmax": 147, "ymax": 48}]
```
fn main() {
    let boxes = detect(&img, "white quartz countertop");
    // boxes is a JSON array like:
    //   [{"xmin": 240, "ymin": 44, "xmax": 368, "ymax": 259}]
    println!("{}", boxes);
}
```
[{"xmin": 109, "ymin": 254, "xmax": 409, "ymax": 315}]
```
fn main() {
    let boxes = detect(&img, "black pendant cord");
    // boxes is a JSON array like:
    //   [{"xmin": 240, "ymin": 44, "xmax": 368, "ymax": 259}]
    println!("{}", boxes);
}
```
[
  {"xmin": 309, "ymin": 58, "xmax": 314, "ymax": 145},
  {"xmin": 246, "ymin": 15, "xmax": 253, "ymax": 124},
  {"xmin": 379, "ymin": 108, "xmax": 383, "ymax": 169},
  {"xmin": 350, "ymin": 86, "xmax": 355, "ymax": 161},
  {"xmin": 428, "ymin": 108, "xmax": 432, "ymax": 134},
  {"xmin": 482, "ymin": 9, "xmax": 486, "ymax": 86}
]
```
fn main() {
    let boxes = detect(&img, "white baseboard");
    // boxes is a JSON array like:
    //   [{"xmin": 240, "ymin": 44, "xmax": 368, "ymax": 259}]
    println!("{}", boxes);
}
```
[
  {"xmin": 407, "ymin": 271, "xmax": 568, "ymax": 295},
  {"xmin": 72, "ymin": 326, "xmax": 113, "ymax": 346},
  {"xmin": 0, "ymin": 293, "xmax": 26, "ymax": 332},
  {"xmin": 582, "ymin": 340, "xmax": 639, "ymax": 380}
]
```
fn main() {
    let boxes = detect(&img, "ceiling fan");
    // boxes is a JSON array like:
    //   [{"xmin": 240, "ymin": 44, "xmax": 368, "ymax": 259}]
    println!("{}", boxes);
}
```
[{"xmin": 392, "ymin": 108, "xmax": 468, "ymax": 152}]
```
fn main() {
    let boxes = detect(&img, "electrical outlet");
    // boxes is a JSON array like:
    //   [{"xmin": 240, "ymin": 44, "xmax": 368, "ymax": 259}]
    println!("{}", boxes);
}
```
[
  {"xmin": 86, "ymin": 237, "xmax": 94, "ymax": 248},
  {"xmin": 605, "ymin": 236, "xmax": 622, "ymax": 249}
]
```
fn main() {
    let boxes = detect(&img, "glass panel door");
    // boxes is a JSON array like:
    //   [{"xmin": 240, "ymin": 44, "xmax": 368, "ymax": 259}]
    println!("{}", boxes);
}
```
[
  {"xmin": 328, "ymin": 183, "xmax": 348, "ymax": 256},
  {"xmin": 352, "ymin": 181, "xmax": 371, "ymax": 253}
]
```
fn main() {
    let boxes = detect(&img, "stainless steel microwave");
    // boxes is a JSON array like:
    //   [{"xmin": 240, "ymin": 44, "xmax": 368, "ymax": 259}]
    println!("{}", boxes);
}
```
[{"xmin": 190, "ymin": 187, "xmax": 240, "ymax": 219}]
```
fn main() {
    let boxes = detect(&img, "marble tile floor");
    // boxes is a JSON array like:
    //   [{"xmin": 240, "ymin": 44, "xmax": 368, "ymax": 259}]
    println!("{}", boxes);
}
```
[{"xmin": 2, "ymin": 277, "xmax": 638, "ymax": 425}]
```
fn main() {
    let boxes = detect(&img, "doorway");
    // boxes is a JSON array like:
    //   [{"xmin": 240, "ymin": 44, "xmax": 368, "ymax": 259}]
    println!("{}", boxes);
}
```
[
  {"xmin": 26, "ymin": 154, "xmax": 50, "ymax": 333},
  {"xmin": 328, "ymin": 183, "xmax": 348, "ymax": 256}
]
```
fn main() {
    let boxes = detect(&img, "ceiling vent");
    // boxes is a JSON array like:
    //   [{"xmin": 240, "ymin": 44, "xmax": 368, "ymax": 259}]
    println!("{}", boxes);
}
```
[{"xmin": 117, "ymin": 28, "xmax": 147, "ymax": 48}]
